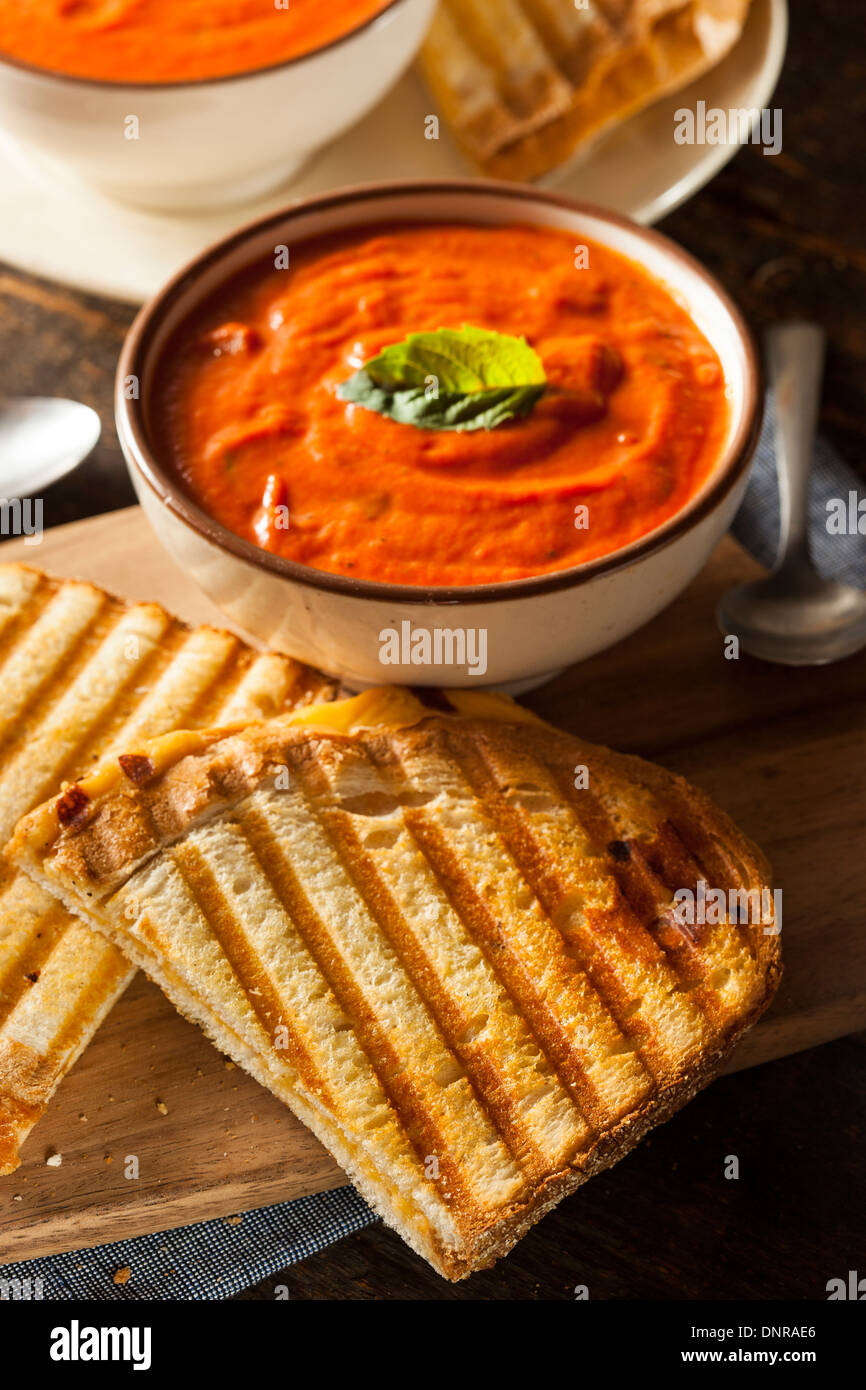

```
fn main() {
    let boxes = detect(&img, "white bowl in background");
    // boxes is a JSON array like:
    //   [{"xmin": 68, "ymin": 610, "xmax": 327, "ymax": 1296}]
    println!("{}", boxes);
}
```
[
  {"xmin": 0, "ymin": 0, "xmax": 787, "ymax": 303},
  {"xmin": 0, "ymin": 0, "xmax": 436, "ymax": 212},
  {"xmin": 117, "ymin": 180, "xmax": 761, "ymax": 691}
]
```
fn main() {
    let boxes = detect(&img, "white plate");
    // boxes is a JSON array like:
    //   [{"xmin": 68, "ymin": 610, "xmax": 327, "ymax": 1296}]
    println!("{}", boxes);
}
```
[{"xmin": 0, "ymin": 0, "xmax": 786, "ymax": 305}]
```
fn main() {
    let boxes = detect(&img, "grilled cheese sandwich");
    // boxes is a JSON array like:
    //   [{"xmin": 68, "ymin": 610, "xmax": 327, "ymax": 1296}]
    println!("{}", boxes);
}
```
[
  {"xmin": 10, "ymin": 689, "xmax": 780, "ymax": 1275},
  {"xmin": 0, "ymin": 562, "xmax": 334, "ymax": 1174}
]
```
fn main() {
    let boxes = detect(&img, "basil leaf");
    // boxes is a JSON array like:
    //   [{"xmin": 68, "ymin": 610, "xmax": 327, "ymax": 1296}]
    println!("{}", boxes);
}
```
[
  {"xmin": 336, "ymin": 325, "xmax": 547, "ymax": 431},
  {"xmin": 363, "ymin": 326, "xmax": 546, "ymax": 393},
  {"xmin": 338, "ymin": 370, "xmax": 546, "ymax": 433}
]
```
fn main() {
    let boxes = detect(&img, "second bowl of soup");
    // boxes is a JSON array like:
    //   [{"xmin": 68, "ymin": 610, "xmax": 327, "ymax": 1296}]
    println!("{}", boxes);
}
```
[{"xmin": 0, "ymin": 0, "xmax": 436, "ymax": 211}]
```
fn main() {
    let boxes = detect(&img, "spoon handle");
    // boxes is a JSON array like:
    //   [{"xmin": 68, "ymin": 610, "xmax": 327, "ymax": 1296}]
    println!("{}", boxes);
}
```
[{"xmin": 766, "ymin": 322, "xmax": 826, "ymax": 570}]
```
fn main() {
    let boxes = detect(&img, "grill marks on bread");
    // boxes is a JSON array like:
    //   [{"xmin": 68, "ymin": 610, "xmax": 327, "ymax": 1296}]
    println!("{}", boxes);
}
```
[
  {"xmin": 0, "ymin": 562, "xmax": 334, "ymax": 1175},
  {"xmin": 10, "ymin": 707, "xmax": 780, "ymax": 1270}
]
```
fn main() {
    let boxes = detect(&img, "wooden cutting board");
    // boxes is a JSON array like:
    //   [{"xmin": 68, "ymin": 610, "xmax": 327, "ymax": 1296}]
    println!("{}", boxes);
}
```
[{"xmin": 1, "ymin": 507, "xmax": 864, "ymax": 1261}]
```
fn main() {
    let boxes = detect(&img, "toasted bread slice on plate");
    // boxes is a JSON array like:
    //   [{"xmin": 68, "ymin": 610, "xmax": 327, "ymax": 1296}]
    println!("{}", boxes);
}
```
[
  {"xmin": 420, "ymin": 0, "xmax": 752, "ymax": 181},
  {"xmin": 0, "ymin": 563, "xmax": 334, "ymax": 1175},
  {"xmin": 10, "ymin": 687, "xmax": 780, "ymax": 1277}
]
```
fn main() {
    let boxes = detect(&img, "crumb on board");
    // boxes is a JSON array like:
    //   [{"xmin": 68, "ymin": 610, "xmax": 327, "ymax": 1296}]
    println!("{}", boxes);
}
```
[
  {"xmin": 45, "ymin": 1151, "xmax": 62, "ymax": 1167},
  {"xmin": 113, "ymin": 1267, "xmax": 131, "ymax": 1286},
  {"xmin": 156, "ymin": 1100, "xmax": 168, "ymax": 1115},
  {"xmin": 224, "ymin": 1060, "xmax": 236, "ymax": 1071}
]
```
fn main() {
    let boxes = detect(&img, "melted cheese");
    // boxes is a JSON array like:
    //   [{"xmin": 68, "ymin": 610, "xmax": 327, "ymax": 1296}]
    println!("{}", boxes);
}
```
[{"xmin": 26, "ymin": 686, "xmax": 541, "ymax": 847}]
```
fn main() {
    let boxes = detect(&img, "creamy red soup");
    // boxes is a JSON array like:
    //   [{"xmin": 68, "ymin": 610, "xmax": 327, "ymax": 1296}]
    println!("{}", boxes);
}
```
[
  {"xmin": 151, "ymin": 223, "xmax": 729, "ymax": 588},
  {"xmin": 0, "ymin": 1, "xmax": 391, "ymax": 83}
]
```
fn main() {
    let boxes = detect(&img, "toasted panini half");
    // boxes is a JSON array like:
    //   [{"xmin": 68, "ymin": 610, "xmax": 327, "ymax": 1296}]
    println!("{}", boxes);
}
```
[
  {"xmin": 10, "ymin": 687, "xmax": 780, "ymax": 1277},
  {"xmin": 0, "ymin": 563, "xmax": 334, "ymax": 1175},
  {"xmin": 420, "ymin": 0, "xmax": 751, "ymax": 182}
]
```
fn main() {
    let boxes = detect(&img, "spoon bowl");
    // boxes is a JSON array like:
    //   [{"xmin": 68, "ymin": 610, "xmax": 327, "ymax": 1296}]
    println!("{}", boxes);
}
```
[
  {"xmin": 718, "ymin": 573, "xmax": 866, "ymax": 665},
  {"xmin": 0, "ymin": 397, "xmax": 101, "ymax": 497},
  {"xmin": 716, "ymin": 322, "xmax": 866, "ymax": 666}
]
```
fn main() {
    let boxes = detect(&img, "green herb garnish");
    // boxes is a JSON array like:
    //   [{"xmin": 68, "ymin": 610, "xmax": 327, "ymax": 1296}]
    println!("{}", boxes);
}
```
[{"xmin": 337, "ymin": 326, "xmax": 547, "ymax": 432}]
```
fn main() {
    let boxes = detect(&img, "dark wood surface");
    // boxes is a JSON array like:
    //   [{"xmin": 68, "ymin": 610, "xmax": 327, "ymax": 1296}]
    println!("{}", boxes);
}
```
[{"xmin": 1, "ymin": 0, "xmax": 863, "ymax": 1299}]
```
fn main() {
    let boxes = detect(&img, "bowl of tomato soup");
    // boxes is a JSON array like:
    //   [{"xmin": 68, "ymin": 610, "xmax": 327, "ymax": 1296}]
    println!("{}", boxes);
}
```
[
  {"xmin": 117, "ymin": 180, "xmax": 761, "ymax": 690},
  {"xmin": 0, "ymin": 1, "xmax": 435, "ymax": 211}
]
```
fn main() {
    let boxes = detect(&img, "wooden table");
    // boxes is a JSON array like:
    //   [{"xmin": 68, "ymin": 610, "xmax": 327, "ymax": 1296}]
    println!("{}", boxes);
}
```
[{"xmin": 1, "ymin": 0, "xmax": 864, "ymax": 1299}]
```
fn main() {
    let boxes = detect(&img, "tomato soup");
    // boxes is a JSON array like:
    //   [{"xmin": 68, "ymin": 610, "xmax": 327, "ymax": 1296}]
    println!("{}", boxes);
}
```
[
  {"xmin": 0, "ymin": 1, "xmax": 391, "ymax": 83},
  {"xmin": 152, "ymin": 223, "xmax": 729, "ymax": 588}
]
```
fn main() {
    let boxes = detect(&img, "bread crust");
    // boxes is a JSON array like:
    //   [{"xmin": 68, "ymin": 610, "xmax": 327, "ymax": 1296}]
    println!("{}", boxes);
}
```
[
  {"xmin": 420, "ymin": 0, "xmax": 753, "ymax": 183},
  {"xmin": 9, "ymin": 702, "xmax": 781, "ymax": 1277}
]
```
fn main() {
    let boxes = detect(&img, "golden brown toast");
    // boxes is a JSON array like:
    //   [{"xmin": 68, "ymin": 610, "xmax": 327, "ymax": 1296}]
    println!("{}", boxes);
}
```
[
  {"xmin": 420, "ymin": 0, "xmax": 752, "ymax": 181},
  {"xmin": 0, "ymin": 563, "xmax": 334, "ymax": 1175},
  {"xmin": 9, "ymin": 687, "xmax": 780, "ymax": 1276}
]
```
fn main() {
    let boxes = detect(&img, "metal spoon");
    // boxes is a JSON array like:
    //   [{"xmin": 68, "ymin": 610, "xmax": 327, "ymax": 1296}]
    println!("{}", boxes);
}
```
[
  {"xmin": 0, "ymin": 397, "xmax": 101, "ymax": 498},
  {"xmin": 716, "ymin": 323, "xmax": 866, "ymax": 665}
]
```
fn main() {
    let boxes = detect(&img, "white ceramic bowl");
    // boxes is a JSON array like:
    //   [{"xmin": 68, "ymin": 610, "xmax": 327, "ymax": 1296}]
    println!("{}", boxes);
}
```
[
  {"xmin": 117, "ymin": 180, "xmax": 761, "ymax": 692},
  {"xmin": 0, "ymin": 1, "xmax": 436, "ymax": 212}
]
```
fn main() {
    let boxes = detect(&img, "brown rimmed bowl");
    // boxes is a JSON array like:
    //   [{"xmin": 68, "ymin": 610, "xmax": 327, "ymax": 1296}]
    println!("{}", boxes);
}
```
[{"xmin": 116, "ymin": 178, "xmax": 761, "ymax": 691}]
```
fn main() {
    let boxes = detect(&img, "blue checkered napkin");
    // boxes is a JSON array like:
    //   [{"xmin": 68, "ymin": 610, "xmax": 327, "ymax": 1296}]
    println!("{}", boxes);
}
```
[
  {"xmin": 732, "ymin": 395, "xmax": 866, "ymax": 586},
  {"xmin": 1, "ymin": 400, "xmax": 863, "ymax": 1303},
  {"xmin": 0, "ymin": 1187, "xmax": 376, "ymax": 1301}
]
